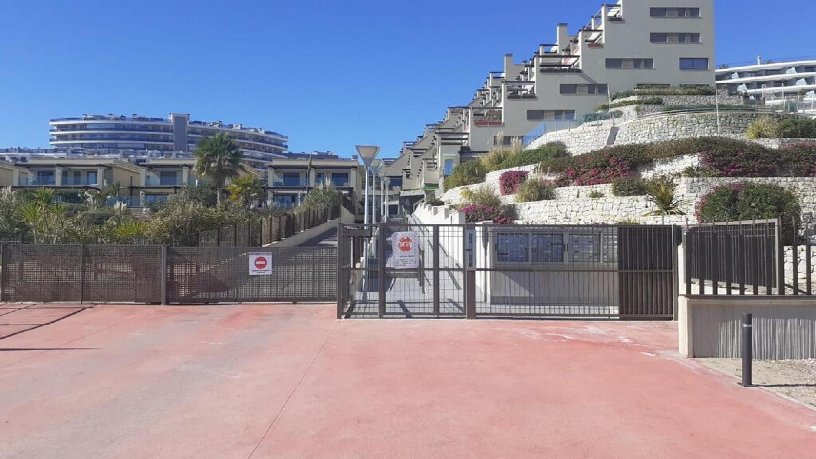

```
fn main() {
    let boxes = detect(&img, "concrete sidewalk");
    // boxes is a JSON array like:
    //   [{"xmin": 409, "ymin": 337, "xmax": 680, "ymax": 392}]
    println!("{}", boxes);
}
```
[{"xmin": 0, "ymin": 304, "xmax": 814, "ymax": 458}]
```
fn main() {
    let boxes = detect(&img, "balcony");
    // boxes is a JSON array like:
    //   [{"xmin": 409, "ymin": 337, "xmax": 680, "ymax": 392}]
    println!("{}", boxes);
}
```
[
  {"xmin": 144, "ymin": 177, "xmax": 182, "ymax": 187},
  {"xmin": 472, "ymin": 108, "xmax": 503, "ymax": 127},
  {"xmin": 506, "ymin": 81, "xmax": 536, "ymax": 100}
]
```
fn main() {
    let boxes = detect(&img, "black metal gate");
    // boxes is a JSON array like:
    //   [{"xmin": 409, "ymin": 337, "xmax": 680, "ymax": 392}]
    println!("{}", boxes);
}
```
[
  {"xmin": 337, "ymin": 223, "xmax": 678, "ymax": 320},
  {"xmin": 166, "ymin": 246, "xmax": 336, "ymax": 303}
]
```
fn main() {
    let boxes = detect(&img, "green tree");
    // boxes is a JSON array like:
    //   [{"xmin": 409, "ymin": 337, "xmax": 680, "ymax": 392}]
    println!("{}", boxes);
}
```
[
  {"xmin": 226, "ymin": 175, "xmax": 264, "ymax": 209},
  {"xmin": 193, "ymin": 133, "xmax": 244, "ymax": 204},
  {"xmin": 645, "ymin": 178, "xmax": 685, "ymax": 218}
]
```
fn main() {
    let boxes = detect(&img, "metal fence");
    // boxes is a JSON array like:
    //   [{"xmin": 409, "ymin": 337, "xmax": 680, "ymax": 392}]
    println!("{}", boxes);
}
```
[
  {"xmin": 338, "ymin": 223, "xmax": 679, "ymax": 320},
  {"xmin": 683, "ymin": 218, "xmax": 815, "ymax": 296},
  {"xmin": 199, "ymin": 205, "xmax": 340, "ymax": 247},
  {"xmin": 0, "ymin": 243, "xmax": 336, "ymax": 304},
  {"xmin": 0, "ymin": 244, "xmax": 163, "ymax": 303}
]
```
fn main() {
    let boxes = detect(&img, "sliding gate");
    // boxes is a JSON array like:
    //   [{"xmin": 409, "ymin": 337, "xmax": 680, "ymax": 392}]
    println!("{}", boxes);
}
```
[{"xmin": 338, "ymin": 223, "xmax": 679, "ymax": 320}]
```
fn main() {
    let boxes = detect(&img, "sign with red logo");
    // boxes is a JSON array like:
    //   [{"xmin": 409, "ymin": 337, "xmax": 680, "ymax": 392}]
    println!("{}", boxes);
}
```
[
  {"xmin": 249, "ymin": 253, "xmax": 273, "ymax": 276},
  {"xmin": 389, "ymin": 232, "xmax": 419, "ymax": 269}
]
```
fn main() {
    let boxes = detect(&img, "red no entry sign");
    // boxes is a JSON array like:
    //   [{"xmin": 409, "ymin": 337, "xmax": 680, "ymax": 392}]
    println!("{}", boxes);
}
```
[{"xmin": 249, "ymin": 253, "xmax": 273, "ymax": 275}]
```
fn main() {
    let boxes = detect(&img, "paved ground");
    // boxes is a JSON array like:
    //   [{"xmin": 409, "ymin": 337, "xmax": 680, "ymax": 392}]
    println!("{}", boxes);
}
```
[
  {"xmin": 702, "ymin": 358, "xmax": 816, "ymax": 409},
  {"xmin": 1, "ymin": 304, "xmax": 815, "ymax": 458}
]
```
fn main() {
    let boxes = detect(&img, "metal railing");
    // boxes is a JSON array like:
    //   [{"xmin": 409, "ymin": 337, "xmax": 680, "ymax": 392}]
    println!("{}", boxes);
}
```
[
  {"xmin": 198, "ymin": 204, "xmax": 340, "ymax": 247},
  {"xmin": 682, "ymin": 218, "xmax": 815, "ymax": 296}
]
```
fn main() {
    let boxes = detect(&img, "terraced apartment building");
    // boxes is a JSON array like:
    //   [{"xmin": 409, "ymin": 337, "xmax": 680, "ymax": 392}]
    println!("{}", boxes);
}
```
[
  {"xmin": 391, "ymin": 0, "xmax": 715, "ymax": 202},
  {"xmin": 716, "ymin": 58, "xmax": 816, "ymax": 110}
]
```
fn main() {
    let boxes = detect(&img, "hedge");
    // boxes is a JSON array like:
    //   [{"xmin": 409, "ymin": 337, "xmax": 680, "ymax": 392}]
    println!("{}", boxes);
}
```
[
  {"xmin": 596, "ymin": 97, "xmax": 663, "ymax": 112},
  {"xmin": 499, "ymin": 171, "xmax": 528, "ymax": 195},
  {"xmin": 445, "ymin": 160, "xmax": 486, "ymax": 189},
  {"xmin": 611, "ymin": 86, "xmax": 715, "ymax": 101},
  {"xmin": 498, "ymin": 142, "xmax": 568, "ymax": 169}
]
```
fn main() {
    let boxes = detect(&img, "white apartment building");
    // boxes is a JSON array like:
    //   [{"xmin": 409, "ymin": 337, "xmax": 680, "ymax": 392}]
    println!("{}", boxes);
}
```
[
  {"xmin": 395, "ymin": 0, "xmax": 715, "ymax": 199},
  {"xmin": 716, "ymin": 58, "xmax": 816, "ymax": 109}
]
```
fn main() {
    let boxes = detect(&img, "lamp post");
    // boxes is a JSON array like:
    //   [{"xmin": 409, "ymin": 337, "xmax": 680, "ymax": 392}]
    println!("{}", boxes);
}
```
[
  {"xmin": 378, "ymin": 168, "xmax": 386, "ymax": 223},
  {"xmin": 383, "ymin": 177, "xmax": 391, "ymax": 221},
  {"xmin": 355, "ymin": 145, "xmax": 380, "ymax": 225}
]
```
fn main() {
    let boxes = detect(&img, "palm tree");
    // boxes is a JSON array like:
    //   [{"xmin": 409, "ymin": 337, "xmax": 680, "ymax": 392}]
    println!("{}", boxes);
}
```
[
  {"xmin": 194, "ymin": 133, "xmax": 243, "ymax": 204},
  {"xmin": 226, "ymin": 175, "xmax": 264, "ymax": 209}
]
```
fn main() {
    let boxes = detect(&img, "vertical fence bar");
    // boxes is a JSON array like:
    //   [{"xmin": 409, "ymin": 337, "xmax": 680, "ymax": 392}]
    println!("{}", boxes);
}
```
[
  {"xmin": 0, "ymin": 243, "xmax": 4, "ymax": 303},
  {"xmin": 806, "ymin": 232, "xmax": 813, "ymax": 296},
  {"xmin": 792, "ymin": 217, "xmax": 799, "ymax": 295},
  {"xmin": 337, "ymin": 225, "xmax": 345, "ymax": 319},
  {"xmin": 775, "ymin": 218, "xmax": 785, "ymax": 295},
  {"xmin": 79, "ymin": 244, "xmax": 86, "ymax": 304},
  {"xmin": 377, "ymin": 224, "xmax": 386, "ymax": 318},
  {"xmin": 684, "ymin": 227, "xmax": 691, "ymax": 295},
  {"xmin": 672, "ymin": 226, "xmax": 679, "ymax": 320},
  {"xmin": 160, "ymin": 245, "xmax": 168, "ymax": 305},
  {"xmin": 432, "ymin": 226, "xmax": 440, "ymax": 316}
]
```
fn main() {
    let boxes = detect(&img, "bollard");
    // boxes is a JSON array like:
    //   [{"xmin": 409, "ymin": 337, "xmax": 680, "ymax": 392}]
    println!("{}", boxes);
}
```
[{"xmin": 741, "ymin": 313, "xmax": 753, "ymax": 387}]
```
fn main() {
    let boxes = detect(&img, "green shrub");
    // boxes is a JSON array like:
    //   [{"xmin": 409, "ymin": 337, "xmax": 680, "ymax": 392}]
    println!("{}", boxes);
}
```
[
  {"xmin": 461, "ymin": 185, "xmax": 502, "ymax": 208},
  {"xmin": 301, "ymin": 186, "xmax": 343, "ymax": 209},
  {"xmin": 662, "ymin": 105, "xmax": 753, "ymax": 112},
  {"xmin": 445, "ymin": 160, "xmax": 486, "ymax": 189},
  {"xmin": 696, "ymin": 183, "xmax": 801, "ymax": 242},
  {"xmin": 479, "ymin": 147, "xmax": 517, "ymax": 171},
  {"xmin": 596, "ymin": 97, "xmax": 663, "ymax": 111},
  {"xmin": 612, "ymin": 176, "xmax": 648, "ymax": 196},
  {"xmin": 425, "ymin": 196, "xmax": 444, "ymax": 206},
  {"xmin": 516, "ymin": 179, "xmax": 556, "ymax": 203},
  {"xmin": 645, "ymin": 177, "xmax": 684, "ymax": 216},
  {"xmin": 499, "ymin": 142, "xmax": 569, "ymax": 169},
  {"xmin": 588, "ymin": 190, "xmax": 605, "ymax": 199},
  {"xmin": 582, "ymin": 110, "xmax": 623, "ymax": 123},
  {"xmin": 616, "ymin": 218, "xmax": 642, "ymax": 225},
  {"xmin": 611, "ymin": 86, "xmax": 715, "ymax": 100},
  {"xmin": 747, "ymin": 116, "xmax": 816, "ymax": 139}
]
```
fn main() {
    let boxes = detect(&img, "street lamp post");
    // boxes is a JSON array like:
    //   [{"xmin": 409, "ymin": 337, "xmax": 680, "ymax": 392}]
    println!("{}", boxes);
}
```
[
  {"xmin": 379, "ymin": 170, "xmax": 387, "ymax": 223},
  {"xmin": 355, "ymin": 145, "xmax": 380, "ymax": 225}
]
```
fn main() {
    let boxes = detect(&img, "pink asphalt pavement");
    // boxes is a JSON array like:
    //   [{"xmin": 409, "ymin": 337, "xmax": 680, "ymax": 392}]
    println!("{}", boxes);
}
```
[{"xmin": 0, "ymin": 304, "xmax": 814, "ymax": 458}]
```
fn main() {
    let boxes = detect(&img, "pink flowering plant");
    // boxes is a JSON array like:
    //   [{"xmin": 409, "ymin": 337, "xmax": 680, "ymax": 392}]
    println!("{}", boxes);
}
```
[{"xmin": 499, "ymin": 171, "xmax": 529, "ymax": 195}]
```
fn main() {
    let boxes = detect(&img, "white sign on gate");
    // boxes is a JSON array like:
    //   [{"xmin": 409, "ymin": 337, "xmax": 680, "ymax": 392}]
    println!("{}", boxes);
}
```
[
  {"xmin": 248, "ymin": 253, "xmax": 273, "ymax": 276},
  {"xmin": 389, "ymin": 231, "xmax": 420, "ymax": 269}
]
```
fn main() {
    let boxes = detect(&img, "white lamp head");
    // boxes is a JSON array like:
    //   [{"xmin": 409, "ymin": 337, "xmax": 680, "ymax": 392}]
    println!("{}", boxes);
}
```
[{"xmin": 355, "ymin": 145, "xmax": 380, "ymax": 168}]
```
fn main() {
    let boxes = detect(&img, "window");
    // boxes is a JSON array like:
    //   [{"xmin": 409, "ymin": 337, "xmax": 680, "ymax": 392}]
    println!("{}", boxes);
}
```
[
  {"xmin": 493, "ymin": 135, "xmax": 524, "ymax": 146},
  {"xmin": 331, "ymin": 172, "xmax": 349, "ymax": 187},
  {"xmin": 87, "ymin": 171, "xmax": 98, "ymax": 185},
  {"xmin": 497, "ymin": 233, "xmax": 529, "ymax": 263},
  {"xmin": 36, "ymin": 171, "xmax": 55, "ymax": 185},
  {"xmin": 389, "ymin": 177, "xmax": 403, "ymax": 189},
  {"xmin": 531, "ymin": 233, "xmax": 565, "ymax": 262},
  {"xmin": 159, "ymin": 171, "xmax": 178, "ymax": 186},
  {"xmin": 650, "ymin": 33, "xmax": 701, "ymax": 44},
  {"xmin": 606, "ymin": 58, "xmax": 654, "ymax": 69},
  {"xmin": 282, "ymin": 173, "xmax": 301, "ymax": 186},
  {"xmin": 650, "ymin": 7, "xmax": 700, "ymax": 18},
  {"xmin": 680, "ymin": 57, "xmax": 709, "ymax": 70},
  {"xmin": 315, "ymin": 172, "xmax": 326, "ymax": 186},
  {"xmin": 443, "ymin": 159, "xmax": 455, "ymax": 177},
  {"xmin": 560, "ymin": 84, "xmax": 608, "ymax": 95},
  {"xmin": 273, "ymin": 195, "xmax": 295, "ymax": 208},
  {"xmin": 526, "ymin": 110, "xmax": 576, "ymax": 121},
  {"xmin": 569, "ymin": 234, "xmax": 601, "ymax": 263}
]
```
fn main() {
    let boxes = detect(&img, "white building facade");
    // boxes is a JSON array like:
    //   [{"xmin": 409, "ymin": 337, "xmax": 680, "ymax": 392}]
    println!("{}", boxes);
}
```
[
  {"xmin": 395, "ymin": 0, "xmax": 715, "ymax": 199},
  {"xmin": 716, "ymin": 59, "xmax": 816, "ymax": 109}
]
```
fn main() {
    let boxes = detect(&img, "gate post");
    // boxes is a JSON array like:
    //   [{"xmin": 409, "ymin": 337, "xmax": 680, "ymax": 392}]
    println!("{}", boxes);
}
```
[
  {"xmin": 160, "ymin": 245, "xmax": 168, "ymax": 305},
  {"xmin": 378, "ymin": 224, "xmax": 386, "ymax": 318},
  {"xmin": 337, "ymin": 224, "xmax": 345, "ymax": 319},
  {"xmin": 775, "ymin": 217, "xmax": 785, "ymax": 295},
  {"xmin": 0, "ymin": 243, "xmax": 4, "ymax": 303},
  {"xmin": 465, "ymin": 268, "xmax": 476, "ymax": 319},
  {"xmin": 432, "ymin": 226, "xmax": 440, "ymax": 316}
]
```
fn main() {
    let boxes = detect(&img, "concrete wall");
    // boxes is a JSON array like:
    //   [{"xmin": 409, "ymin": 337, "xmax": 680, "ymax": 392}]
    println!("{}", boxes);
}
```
[{"xmin": 679, "ymin": 296, "xmax": 816, "ymax": 360}]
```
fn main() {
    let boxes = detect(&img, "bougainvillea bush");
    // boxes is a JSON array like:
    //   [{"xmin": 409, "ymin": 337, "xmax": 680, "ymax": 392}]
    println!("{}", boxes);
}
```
[
  {"xmin": 699, "ymin": 141, "xmax": 780, "ymax": 177},
  {"xmin": 460, "ymin": 204, "xmax": 515, "ymax": 224},
  {"xmin": 499, "ymin": 171, "xmax": 529, "ymax": 195},
  {"xmin": 782, "ymin": 143, "xmax": 816, "ymax": 177}
]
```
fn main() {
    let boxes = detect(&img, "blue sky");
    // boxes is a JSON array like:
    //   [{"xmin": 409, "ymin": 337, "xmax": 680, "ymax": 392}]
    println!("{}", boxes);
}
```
[{"xmin": 0, "ymin": 0, "xmax": 813, "ymax": 157}]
